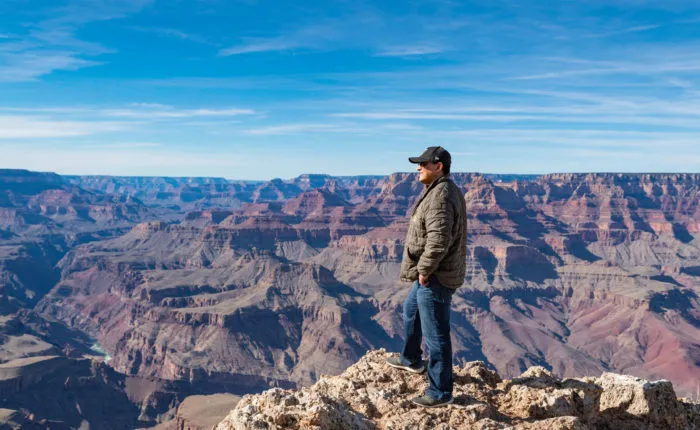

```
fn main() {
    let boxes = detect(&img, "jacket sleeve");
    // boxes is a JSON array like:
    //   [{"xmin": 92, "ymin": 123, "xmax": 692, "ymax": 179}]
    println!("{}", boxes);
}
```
[{"xmin": 417, "ymin": 188, "xmax": 454, "ymax": 277}]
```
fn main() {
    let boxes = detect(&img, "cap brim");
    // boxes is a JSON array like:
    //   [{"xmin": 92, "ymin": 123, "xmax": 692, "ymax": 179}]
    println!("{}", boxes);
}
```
[{"xmin": 408, "ymin": 156, "xmax": 428, "ymax": 163}]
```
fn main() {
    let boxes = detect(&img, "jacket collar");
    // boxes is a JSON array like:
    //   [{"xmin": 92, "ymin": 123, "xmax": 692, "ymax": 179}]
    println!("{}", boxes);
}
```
[{"xmin": 412, "ymin": 175, "xmax": 449, "ymax": 215}]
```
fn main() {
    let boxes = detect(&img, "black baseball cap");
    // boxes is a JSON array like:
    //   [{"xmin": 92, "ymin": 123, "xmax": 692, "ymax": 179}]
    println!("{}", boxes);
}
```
[{"xmin": 408, "ymin": 146, "xmax": 451, "ymax": 167}]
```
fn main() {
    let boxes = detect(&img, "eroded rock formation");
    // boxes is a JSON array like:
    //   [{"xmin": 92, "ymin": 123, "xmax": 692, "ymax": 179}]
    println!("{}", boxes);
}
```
[
  {"xmin": 36, "ymin": 172, "xmax": 700, "ymax": 401},
  {"xmin": 216, "ymin": 349, "xmax": 700, "ymax": 430},
  {"xmin": 2, "ymin": 170, "xmax": 699, "ymax": 427}
]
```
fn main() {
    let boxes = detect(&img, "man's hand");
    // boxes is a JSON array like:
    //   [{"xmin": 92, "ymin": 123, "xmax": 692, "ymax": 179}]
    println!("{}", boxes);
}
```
[{"xmin": 419, "ymin": 274, "xmax": 430, "ymax": 286}]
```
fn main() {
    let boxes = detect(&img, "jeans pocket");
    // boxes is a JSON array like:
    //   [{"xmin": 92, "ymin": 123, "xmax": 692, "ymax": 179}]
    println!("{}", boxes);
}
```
[{"xmin": 426, "ymin": 276, "xmax": 453, "ymax": 303}]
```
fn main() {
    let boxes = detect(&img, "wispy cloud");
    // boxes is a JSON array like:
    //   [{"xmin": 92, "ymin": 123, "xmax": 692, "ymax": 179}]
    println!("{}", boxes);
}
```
[
  {"xmin": 508, "ymin": 59, "xmax": 700, "ymax": 81},
  {"xmin": 666, "ymin": 78, "xmax": 694, "ymax": 89},
  {"xmin": 128, "ymin": 26, "xmax": 208, "ymax": 44},
  {"xmin": 0, "ymin": 145, "xmax": 244, "ymax": 176},
  {"xmin": 0, "ymin": 115, "xmax": 128, "ymax": 139},
  {"xmin": 332, "ymin": 112, "xmax": 699, "ymax": 128},
  {"xmin": 333, "ymin": 112, "xmax": 548, "ymax": 121},
  {"xmin": 219, "ymin": 38, "xmax": 306, "ymax": 55},
  {"xmin": 218, "ymin": 21, "xmax": 344, "ymax": 56},
  {"xmin": 103, "ymin": 107, "xmax": 257, "ymax": 118},
  {"xmin": 244, "ymin": 123, "xmax": 355, "ymax": 135},
  {"xmin": 217, "ymin": 13, "xmax": 454, "ymax": 58},
  {"xmin": 583, "ymin": 24, "xmax": 662, "ymax": 39},
  {"xmin": 130, "ymin": 102, "xmax": 174, "ymax": 109},
  {"xmin": 425, "ymin": 128, "xmax": 700, "ymax": 149},
  {"xmin": 216, "ymin": 10, "xmax": 457, "ymax": 58},
  {"xmin": 0, "ymin": 0, "xmax": 152, "ymax": 81},
  {"xmin": 0, "ymin": 104, "xmax": 257, "ymax": 140},
  {"xmin": 375, "ymin": 44, "xmax": 444, "ymax": 57},
  {"xmin": 331, "ymin": 108, "xmax": 700, "ymax": 128},
  {"xmin": 0, "ymin": 52, "xmax": 103, "ymax": 82},
  {"xmin": 0, "ymin": 105, "xmax": 257, "ymax": 119},
  {"xmin": 82, "ymin": 142, "xmax": 162, "ymax": 148}
]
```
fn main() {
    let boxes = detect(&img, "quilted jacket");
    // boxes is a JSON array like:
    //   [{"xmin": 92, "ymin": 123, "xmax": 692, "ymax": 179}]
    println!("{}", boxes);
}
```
[{"xmin": 399, "ymin": 175, "xmax": 467, "ymax": 289}]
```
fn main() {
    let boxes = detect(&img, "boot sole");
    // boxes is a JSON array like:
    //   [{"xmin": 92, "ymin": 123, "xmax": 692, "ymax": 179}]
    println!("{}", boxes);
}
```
[
  {"xmin": 386, "ymin": 361, "xmax": 426, "ymax": 374},
  {"xmin": 411, "ymin": 397, "xmax": 454, "ymax": 408}
]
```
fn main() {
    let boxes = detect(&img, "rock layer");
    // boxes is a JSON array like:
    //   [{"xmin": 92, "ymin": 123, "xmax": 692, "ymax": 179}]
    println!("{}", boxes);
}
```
[
  {"xmin": 37, "ymin": 172, "xmax": 700, "ymax": 400},
  {"xmin": 3, "ymin": 170, "xmax": 700, "ymax": 426}
]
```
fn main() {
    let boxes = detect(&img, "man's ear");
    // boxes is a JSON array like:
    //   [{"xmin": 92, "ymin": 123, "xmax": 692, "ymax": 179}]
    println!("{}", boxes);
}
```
[{"xmin": 437, "ymin": 161, "xmax": 444, "ymax": 172}]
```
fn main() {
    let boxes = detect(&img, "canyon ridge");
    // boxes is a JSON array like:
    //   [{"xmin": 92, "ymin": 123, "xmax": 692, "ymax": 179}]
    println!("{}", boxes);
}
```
[{"xmin": 0, "ymin": 169, "xmax": 698, "ymax": 428}]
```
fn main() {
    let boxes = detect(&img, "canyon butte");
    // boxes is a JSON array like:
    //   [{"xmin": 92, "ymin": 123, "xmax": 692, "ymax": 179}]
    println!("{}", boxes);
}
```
[{"xmin": 0, "ymin": 169, "xmax": 698, "ymax": 428}]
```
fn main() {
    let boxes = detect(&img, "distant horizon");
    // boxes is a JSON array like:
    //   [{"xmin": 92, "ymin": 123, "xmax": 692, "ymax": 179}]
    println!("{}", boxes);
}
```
[{"xmin": 2, "ymin": 167, "xmax": 699, "ymax": 183}]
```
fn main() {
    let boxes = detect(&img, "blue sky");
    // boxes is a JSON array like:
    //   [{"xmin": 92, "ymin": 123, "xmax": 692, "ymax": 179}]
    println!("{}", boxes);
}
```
[{"xmin": 1, "ymin": 0, "xmax": 700, "ymax": 179}]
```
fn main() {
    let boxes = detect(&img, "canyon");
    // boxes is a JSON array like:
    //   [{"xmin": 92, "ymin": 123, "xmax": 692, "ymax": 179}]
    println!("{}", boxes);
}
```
[{"xmin": 0, "ymin": 169, "xmax": 698, "ymax": 427}]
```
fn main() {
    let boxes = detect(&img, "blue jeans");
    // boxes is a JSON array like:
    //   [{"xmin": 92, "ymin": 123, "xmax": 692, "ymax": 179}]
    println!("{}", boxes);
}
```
[{"xmin": 400, "ymin": 276, "xmax": 455, "ymax": 400}]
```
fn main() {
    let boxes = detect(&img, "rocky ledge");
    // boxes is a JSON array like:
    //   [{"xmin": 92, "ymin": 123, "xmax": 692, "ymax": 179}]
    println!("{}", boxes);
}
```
[{"xmin": 216, "ymin": 349, "xmax": 700, "ymax": 430}]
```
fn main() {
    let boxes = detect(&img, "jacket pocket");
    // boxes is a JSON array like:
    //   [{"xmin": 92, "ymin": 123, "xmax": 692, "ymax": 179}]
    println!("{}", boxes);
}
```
[{"xmin": 406, "ymin": 246, "xmax": 419, "ymax": 262}]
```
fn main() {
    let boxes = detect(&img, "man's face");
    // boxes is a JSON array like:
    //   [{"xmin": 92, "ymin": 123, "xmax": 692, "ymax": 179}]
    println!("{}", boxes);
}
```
[{"xmin": 417, "ymin": 161, "xmax": 443, "ymax": 184}]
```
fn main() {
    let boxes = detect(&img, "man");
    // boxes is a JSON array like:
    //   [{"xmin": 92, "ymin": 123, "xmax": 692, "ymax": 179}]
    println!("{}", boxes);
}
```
[{"xmin": 386, "ymin": 146, "xmax": 468, "ymax": 408}]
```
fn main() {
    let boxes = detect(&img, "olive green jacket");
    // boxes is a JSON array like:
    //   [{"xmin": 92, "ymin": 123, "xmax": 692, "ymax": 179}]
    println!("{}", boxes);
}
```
[{"xmin": 399, "ymin": 175, "xmax": 467, "ymax": 289}]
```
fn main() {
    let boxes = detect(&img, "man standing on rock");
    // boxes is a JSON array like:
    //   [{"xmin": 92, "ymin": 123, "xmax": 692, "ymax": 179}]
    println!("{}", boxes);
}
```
[{"xmin": 386, "ymin": 146, "xmax": 467, "ymax": 408}]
